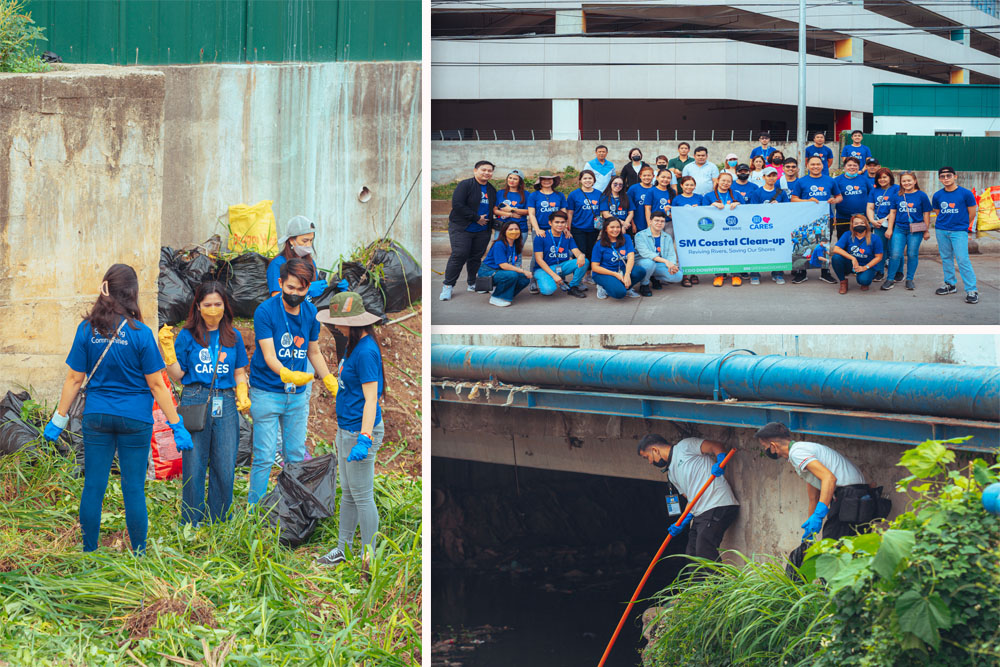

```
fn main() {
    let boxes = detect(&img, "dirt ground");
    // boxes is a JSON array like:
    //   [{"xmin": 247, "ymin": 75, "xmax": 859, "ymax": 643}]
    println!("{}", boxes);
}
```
[{"xmin": 234, "ymin": 302, "xmax": 422, "ymax": 478}]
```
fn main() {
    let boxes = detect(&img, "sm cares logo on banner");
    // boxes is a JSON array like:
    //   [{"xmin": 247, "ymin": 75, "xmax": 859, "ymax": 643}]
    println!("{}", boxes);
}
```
[{"xmin": 697, "ymin": 217, "xmax": 714, "ymax": 231}]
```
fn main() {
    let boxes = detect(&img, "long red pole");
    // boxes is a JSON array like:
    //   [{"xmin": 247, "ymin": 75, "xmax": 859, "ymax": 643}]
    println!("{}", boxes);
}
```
[{"xmin": 596, "ymin": 449, "xmax": 736, "ymax": 667}]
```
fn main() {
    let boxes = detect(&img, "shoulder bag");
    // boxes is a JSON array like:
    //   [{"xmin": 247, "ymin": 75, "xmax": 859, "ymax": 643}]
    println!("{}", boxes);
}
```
[
  {"xmin": 906, "ymin": 192, "xmax": 929, "ymax": 232},
  {"xmin": 175, "ymin": 340, "xmax": 220, "ymax": 433}
]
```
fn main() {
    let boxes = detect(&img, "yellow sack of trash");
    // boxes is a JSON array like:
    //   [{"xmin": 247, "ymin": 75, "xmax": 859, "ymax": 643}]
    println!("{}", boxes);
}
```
[
  {"xmin": 228, "ymin": 200, "xmax": 278, "ymax": 256},
  {"xmin": 976, "ymin": 187, "xmax": 999, "ymax": 232}
]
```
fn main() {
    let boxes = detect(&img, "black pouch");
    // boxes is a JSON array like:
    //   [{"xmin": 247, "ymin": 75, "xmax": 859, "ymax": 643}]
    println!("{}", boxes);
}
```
[
  {"xmin": 856, "ymin": 495, "xmax": 875, "ymax": 523},
  {"xmin": 474, "ymin": 274, "xmax": 494, "ymax": 293},
  {"xmin": 839, "ymin": 496, "xmax": 860, "ymax": 523},
  {"xmin": 877, "ymin": 496, "xmax": 892, "ymax": 519}
]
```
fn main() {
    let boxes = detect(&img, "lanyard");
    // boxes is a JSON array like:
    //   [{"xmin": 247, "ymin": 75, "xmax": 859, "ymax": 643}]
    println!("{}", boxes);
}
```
[
  {"xmin": 280, "ymin": 303, "xmax": 298, "ymax": 345},
  {"xmin": 209, "ymin": 330, "xmax": 220, "ymax": 370}
]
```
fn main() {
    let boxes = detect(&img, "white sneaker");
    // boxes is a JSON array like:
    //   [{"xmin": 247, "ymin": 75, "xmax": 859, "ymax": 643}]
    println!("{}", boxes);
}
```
[
  {"xmin": 596, "ymin": 286, "xmax": 608, "ymax": 299},
  {"xmin": 584, "ymin": 274, "xmax": 596, "ymax": 285},
  {"xmin": 467, "ymin": 284, "xmax": 477, "ymax": 292},
  {"xmin": 439, "ymin": 285, "xmax": 453, "ymax": 301},
  {"xmin": 488, "ymin": 296, "xmax": 512, "ymax": 307},
  {"xmin": 626, "ymin": 288, "xmax": 641, "ymax": 298}
]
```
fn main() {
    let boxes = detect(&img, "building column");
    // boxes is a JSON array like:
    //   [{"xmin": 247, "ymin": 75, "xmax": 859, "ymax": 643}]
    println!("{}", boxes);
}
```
[
  {"xmin": 834, "ymin": 36, "xmax": 865, "ymax": 137},
  {"xmin": 552, "ymin": 99, "xmax": 580, "ymax": 140}
]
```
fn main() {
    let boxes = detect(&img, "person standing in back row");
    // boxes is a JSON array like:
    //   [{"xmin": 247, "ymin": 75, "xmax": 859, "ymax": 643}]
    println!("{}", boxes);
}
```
[
  {"xmin": 681, "ymin": 147, "xmax": 720, "ymax": 196},
  {"xmin": 441, "ymin": 161, "xmax": 496, "ymax": 301},
  {"xmin": 584, "ymin": 145, "xmax": 616, "ymax": 192},
  {"xmin": 620, "ymin": 147, "xmax": 650, "ymax": 190},
  {"xmin": 804, "ymin": 132, "xmax": 834, "ymax": 176}
]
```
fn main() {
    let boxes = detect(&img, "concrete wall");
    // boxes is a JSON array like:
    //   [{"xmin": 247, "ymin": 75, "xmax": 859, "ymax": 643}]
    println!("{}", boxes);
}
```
[
  {"xmin": 0, "ymin": 66, "xmax": 165, "ymax": 400},
  {"xmin": 158, "ymin": 62, "xmax": 422, "ymax": 264}
]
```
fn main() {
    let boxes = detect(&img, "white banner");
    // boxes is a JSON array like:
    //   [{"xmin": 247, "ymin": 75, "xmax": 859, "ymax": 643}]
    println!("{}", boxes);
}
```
[{"xmin": 672, "ymin": 202, "xmax": 831, "ymax": 273}]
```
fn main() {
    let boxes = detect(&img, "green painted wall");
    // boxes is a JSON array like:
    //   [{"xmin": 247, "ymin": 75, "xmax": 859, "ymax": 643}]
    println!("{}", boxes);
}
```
[
  {"xmin": 873, "ymin": 84, "xmax": 1000, "ymax": 119},
  {"xmin": 27, "ymin": 0, "xmax": 420, "ymax": 64}
]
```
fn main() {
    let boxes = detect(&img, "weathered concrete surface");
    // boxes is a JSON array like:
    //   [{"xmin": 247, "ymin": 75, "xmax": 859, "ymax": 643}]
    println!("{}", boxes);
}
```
[
  {"xmin": 0, "ymin": 66, "xmax": 165, "ymax": 400},
  {"xmin": 157, "ymin": 62, "xmax": 422, "ymax": 264}
]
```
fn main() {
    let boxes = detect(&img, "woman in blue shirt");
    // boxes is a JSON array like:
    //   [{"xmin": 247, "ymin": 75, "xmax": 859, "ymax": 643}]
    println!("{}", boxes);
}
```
[
  {"xmin": 644, "ymin": 170, "xmax": 677, "ymax": 231},
  {"xmin": 44, "ymin": 264, "xmax": 194, "ymax": 554},
  {"xmin": 590, "ymin": 218, "xmax": 646, "ymax": 300},
  {"xmin": 477, "ymin": 220, "xmax": 532, "ymax": 307},
  {"xmin": 831, "ymin": 214, "xmax": 884, "ymax": 294},
  {"xmin": 703, "ymin": 173, "xmax": 743, "ymax": 288},
  {"xmin": 266, "ymin": 215, "xmax": 327, "ymax": 302},
  {"xmin": 567, "ymin": 170, "xmax": 602, "ymax": 284},
  {"xmin": 834, "ymin": 157, "xmax": 871, "ymax": 241},
  {"xmin": 627, "ymin": 166, "xmax": 656, "ymax": 233},
  {"xmin": 599, "ymin": 176, "xmax": 633, "ymax": 234},
  {"xmin": 314, "ymin": 292, "xmax": 386, "ymax": 566},
  {"xmin": 158, "ymin": 280, "xmax": 250, "ymax": 526},
  {"xmin": 493, "ymin": 170, "xmax": 530, "ymax": 235},
  {"xmin": 882, "ymin": 172, "xmax": 932, "ymax": 292},
  {"xmin": 672, "ymin": 176, "xmax": 703, "ymax": 287},
  {"xmin": 866, "ymin": 168, "xmax": 897, "ymax": 281}
]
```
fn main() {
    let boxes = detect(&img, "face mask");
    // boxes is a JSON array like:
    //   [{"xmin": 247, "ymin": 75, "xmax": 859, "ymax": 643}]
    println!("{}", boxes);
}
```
[
  {"xmin": 282, "ymin": 291, "xmax": 306, "ymax": 308},
  {"xmin": 631, "ymin": 155, "xmax": 641, "ymax": 162},
  {"xmin": 657, "ymin": 164, "xmax": 667, "ymax": 170},
  {"xmin": 728, "ymin": 160, "xmax": 738, "ymax": 167},
  {"xmin": 765, "ymin": 449, "xmax": 779, "ymax": 460},
  {"xmin": 653, "ymin": 458, "xmax": 669, "ymax": 469},
  {"xmin": 201, "ymin": 305, "xmax": 224, "ymax": 327},
  {"xmin": 853, "ymin": 225, "xmax": 867, "ymax": 234},
  {"xmin": 293, "ymin": 244, "xmax": 313, "ymax": 257},
  {"xmin": 737, "ymin": 173, "xmax": 749, "ymax": 181}
]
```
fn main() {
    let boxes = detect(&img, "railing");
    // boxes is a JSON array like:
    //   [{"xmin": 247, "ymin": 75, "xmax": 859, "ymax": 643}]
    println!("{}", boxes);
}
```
[{"xmin": 432, "ymin": 129, "xmax": 802, "ymax": 142}]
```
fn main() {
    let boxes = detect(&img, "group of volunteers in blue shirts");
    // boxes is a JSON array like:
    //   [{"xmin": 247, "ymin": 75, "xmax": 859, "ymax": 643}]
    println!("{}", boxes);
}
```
[
  {"xmin": 43, "ymin": 216, "xmax": 390, "ymax": 565},
  {"xmin": 442, "ymin": 133, "xmax": 982, "ymax": 306}
]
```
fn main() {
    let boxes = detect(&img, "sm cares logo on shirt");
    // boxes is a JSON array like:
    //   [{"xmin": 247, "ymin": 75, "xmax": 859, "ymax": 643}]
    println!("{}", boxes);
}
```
[
  {"xmin": 199, "ymin": 348, "xmax": 212, "ymax": 364},
  {"xmin": 281, "ymin": 332, "xmax": 293, "ymax": 348}
]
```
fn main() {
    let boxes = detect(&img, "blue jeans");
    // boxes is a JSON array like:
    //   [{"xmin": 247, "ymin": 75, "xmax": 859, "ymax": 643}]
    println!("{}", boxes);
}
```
[
  {"xmin": 336, "ymin": 421, "xmax": 385, "ymax": 552},
  {"xmin": 872, "ymin": 225, "xmax": 888, "ymax": 274},
  {"xmin": 593, "ymin": 266, "xmax": 646, "ymax": 299},
  {"xmin": 831, "ymin": 254, "xmax": 876, "ymax": 286},
  {"xmin": 888, "ymin": 228, "xmax": 923, "ymax": 281},
  {"xmin": 636, "ymin": 258, "xmax": 684, "ymax": 286},
  {"xmin": 80, "ymin": 413, "xmax": 153, "ymax": 554},
  {"xmin": 477, "ymin": 266, "xmax": 529, "ymax": 302},
  {"xmin": 936, "ymin": 229, "xmax": 977, "ymax": 292},
  {"xmin": 248, "ymin": 385, "xmax": 311, "ymax": 505},
  {"xmin": 534, "ymin": 259, "xmax": 587, "ymax": 294},
  {"xmin": 179, "ymin": 385, "xmax": 239, "ymax": 525}
]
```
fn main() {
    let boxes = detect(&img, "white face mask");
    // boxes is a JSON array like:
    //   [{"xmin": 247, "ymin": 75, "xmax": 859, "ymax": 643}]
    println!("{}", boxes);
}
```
[{"xmin": 293, "ymin": 244, "xmax": 313, "ymax": 257}]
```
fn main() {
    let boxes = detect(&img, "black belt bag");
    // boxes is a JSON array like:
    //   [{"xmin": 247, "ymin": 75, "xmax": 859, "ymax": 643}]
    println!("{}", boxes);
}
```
[{"xmin": 835, "ymin": 484, "xmax": 889, "ymax": 524}]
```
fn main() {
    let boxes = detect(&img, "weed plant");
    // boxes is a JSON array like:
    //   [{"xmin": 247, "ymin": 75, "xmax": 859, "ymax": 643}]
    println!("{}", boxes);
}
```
[{"xmin": 0, "ymin": 0, "xmax": 48, "ymax": 73}]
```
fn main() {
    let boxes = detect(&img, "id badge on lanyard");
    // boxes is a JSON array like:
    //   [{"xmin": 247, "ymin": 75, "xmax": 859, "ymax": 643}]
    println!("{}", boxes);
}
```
[{"xmin": 208, "ymin": 339, "xmax": 225, "ymax": 414}]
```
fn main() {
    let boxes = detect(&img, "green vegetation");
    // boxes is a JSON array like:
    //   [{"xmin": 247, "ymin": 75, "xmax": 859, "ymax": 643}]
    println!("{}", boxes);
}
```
[
  {"xmin": 644, "ymin": 438, "xmax": 1000, "ymax": 667},
  {"xmin": 0, "ymin": 0, "xmax": 49, "ymax": 73},
  {"xmin": 430, "ymin": 166, "xmax": 581, "ymax": 200}
]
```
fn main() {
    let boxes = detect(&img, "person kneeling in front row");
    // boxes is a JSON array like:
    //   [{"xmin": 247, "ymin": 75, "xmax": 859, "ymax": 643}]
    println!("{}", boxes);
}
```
[
  {"xmin": 831, "ymin": 214, "xmax": 884, "ymax": 294},
  {"xmin": 532, "ymin": 211, "xmax": 587, "ymax": 298},
  {"xmin": 590, "ymin": 218, "xmax": 645, "ymax": 300},
  {"xmin": 634, "ymin": 210, "xmax": 684, "ymax": 296},
  {"xmin": 477, "ymin": 220, "xmax": 532, "ymax": 307}
]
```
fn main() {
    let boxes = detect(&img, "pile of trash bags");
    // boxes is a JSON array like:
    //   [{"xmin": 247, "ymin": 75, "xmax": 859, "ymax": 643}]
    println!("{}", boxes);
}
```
[{"xmin": 0, "ymin": 390, "xmax": 83, "ymax": 471}]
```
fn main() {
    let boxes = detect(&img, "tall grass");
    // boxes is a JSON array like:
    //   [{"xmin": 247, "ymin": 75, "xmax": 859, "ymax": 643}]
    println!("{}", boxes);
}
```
[
  {"xmin": 643, "ymin": 554, "xmax": 832, "ymax": 667},
  {"xmin": 0, "ymin": 444, "xmax": 421, "ymax": 665}
]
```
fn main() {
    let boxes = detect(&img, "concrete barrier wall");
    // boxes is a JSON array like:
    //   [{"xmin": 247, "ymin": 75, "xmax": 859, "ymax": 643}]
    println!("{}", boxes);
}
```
[
  {"xmin": 0, "ymin": 66, "xmax": 165, "ymax": 400},
  {"xmin": 158, "ymin": 62, "xmax": 422, "ymax": 266}
]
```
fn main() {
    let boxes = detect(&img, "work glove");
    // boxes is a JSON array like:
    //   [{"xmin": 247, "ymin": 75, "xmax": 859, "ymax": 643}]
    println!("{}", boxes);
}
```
[
  {"xmin": 158, "ymin": 325, "xmax": 178, "ymax": 366},
  {"xmin": 711, "ymin": 452, "xmax": 727, "ymax": 477},
  {"xmin": 235, "ymin": 382, "xmax": 251, "ymax": 413},
  {"xmin": 801, "ymin": 501, "xmax": 830, "ymax": 541},
  {"xmin": 43, "ymin": 410, "xmax": 69, "ymax": 442},
  {"xmin": 308, "ymin": 279, "xmax": 328, "ymax": 298},
  {"xmin": 323, "ymin": 374, "xmax": 339, "ymax": 397},
  {"xmin": 167, "ymin": 415, "xmax": 194, "ymax": 451},
  {"xmin": 336, "ymin": 279, "xmax": 350, "ymax": 292},
  {"xmin": 279, "ymin": 366, "xmax": 314, "ymax": 387},
  {"xmin": 348, "ymin": 433, "xmax": 373, "ymax": 462},
  {"xmin": 667, "ymin": 513, "xmax": 693, "ymax": 538}
]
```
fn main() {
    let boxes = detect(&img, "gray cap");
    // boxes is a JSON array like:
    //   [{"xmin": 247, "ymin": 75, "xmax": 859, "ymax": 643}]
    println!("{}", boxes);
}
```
[
  {"xmin": 278, "ymin": 215, "xmax": 317, "ymax": 246},
  {"xmin": 762, "ymin": 166, "xmax": 779, "ymax": 176}
]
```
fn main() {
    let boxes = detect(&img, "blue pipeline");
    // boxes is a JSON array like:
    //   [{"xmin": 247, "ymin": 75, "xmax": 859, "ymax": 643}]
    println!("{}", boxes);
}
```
[{"xmin": 431, "ymin": 345, "xmax": 1000, "ymax": 423}]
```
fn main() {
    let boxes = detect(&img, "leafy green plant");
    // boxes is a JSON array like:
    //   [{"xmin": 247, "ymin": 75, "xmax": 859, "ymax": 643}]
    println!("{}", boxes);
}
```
[{"xmin": 0, "ymin": 0, "xmax": 48, "ymax": 73}]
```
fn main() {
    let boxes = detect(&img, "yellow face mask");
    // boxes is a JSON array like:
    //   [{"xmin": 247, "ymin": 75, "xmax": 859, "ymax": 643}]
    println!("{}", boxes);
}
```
[{"xmin": 201, "ymin": 305, "xmax": 224, "ymax": 327}]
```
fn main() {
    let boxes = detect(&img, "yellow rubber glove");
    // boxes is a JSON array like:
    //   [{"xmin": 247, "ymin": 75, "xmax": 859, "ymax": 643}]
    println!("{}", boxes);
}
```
[
  {"xmin": 235, "ymin": 382, "xmax": 251, "ymax": 413},
  {"xmin": 279, "ymin": 366, "xmax": 313, "ymax": 386},
  {"xmin": 323, "ymin": 374, "xmax": 339, "ymax": 397},
  {"xmin": 158, "ymin": 325, "xmax": 177, "ymax": 366}
]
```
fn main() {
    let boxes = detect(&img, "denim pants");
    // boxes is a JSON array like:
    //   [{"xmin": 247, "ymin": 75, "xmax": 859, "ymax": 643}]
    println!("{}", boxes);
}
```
[
  {"xmin": 336, "ymin": 421, "xmax": 384, "ymax": 552},
  {"xmin": 248, "ymin": 385, "xmax": 311, "ymax": 505},
  {"xmin": 636, "ymin": 258, "xmax": 684, "ymax": 286},
  {"xmin": 80, "ymin": 413, "xmax": 153, "ymax": 554},
  {"xmin": 593, "ymin": 266, "xmax": 646, "ymax": 299},
  {"xmin": 936, "ymin": 229, "xmax": 977, "ymax": 292},
  {"xmin": 887, "ymin": 228, "xmax": 923, "ymax": 281},
  {"xmin": 534, "ymin": 259, "xmax": 587, "ymax": 294},
  {"xmin": 871, "ymin": 226, "xmax": 888, "ymax": 274},
  {"xmin": 179, "ymin": 385, "xmax": 239, "ymax": 525},
  {"xmin": 444, "ymin": 227, "xmax": 491, "ymax": 287},
  {"xmin": 477, "ymin": 266, "xmax": 529, "ymax": 302},
  {"xmin": 831, "ymin": 254, "xmax": 876, "ymax": 286}
]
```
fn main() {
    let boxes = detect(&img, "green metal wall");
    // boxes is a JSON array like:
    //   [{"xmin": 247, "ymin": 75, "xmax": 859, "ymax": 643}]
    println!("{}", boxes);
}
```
[
  {"xmin": 873, "ymin": 84, "xmax": 1000, "ymax": 118},
  {"xmin": 26, "ymin": 0, "xmax": 420, "ymax": 64},
  {"xmin": 841, "ymin": 132, "xmax": 1000, "ymax": 172}
]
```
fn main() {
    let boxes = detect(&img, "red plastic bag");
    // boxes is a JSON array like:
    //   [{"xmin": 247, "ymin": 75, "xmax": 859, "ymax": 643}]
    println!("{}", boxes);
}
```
[{"xmin": 151, "ymin": 371, "xmax": 182, "ymax": 479}]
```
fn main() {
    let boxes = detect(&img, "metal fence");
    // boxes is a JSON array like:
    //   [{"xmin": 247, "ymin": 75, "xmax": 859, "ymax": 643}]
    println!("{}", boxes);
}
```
[{"xmin": 432, "ymin": 129, "xmax": 804, "ymax": 142}]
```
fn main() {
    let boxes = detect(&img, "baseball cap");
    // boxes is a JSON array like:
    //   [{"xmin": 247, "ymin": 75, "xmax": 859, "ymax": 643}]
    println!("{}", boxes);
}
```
[
  {"xmin": 736, "ymin": 163, "xmax": 751, "ymax": 172},
  {"xmin": 725, "ymin": 153, "xmax": 739, "ymax": 161},
  {"xmin": 865, "ymin": 158, "xmax": 879, "ymax": 165},
  {"xmin": 278, "ymin": 215, "xmax": 317, "ymax": 246},
  {"xmin": 762, "ymin": 166, "xmax": 778, "ymax": 176},
  {"xmin": 938, "ymin": 166, "xmax": 956, "ymax": 175}
]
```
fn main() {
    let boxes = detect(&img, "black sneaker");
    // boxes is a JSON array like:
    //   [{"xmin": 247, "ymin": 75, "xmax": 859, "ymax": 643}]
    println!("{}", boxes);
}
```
[
  {"xmin": 791, "ymin": 272, "xmax": 808, "ymax": 285},
  {"xmin": 881, "ymin": 280, "xmax": 895, "ymax": 291},
  {"xmin": 639, "ymin": 284, "xmax": 653, "ymax": 297},
  {"xmin": 528, "ymin": 281, "xmax": 540, "ymax": 295},
  {"xmin": 650, "ymin": 277, "xmax": 663, "ymax": 290},
  {"xmin": 935, "ymin": 283, "xmax": 957, "ymax": 295},
  {"xmin": 316, "ymin": 547, "xmax": 347, "ymax": 566},
  {"xmin": 819, "ymin": 270, "xmax": 837, "ymax": 284},
  {"xmin": 894, "ymin": 272, "xmax": 903, "ymax": 282},
  {"xmin": 874, "ymin": 271, "xmax": 884, "ymax": 282},
  {"xmin": 566, "ymin": 285, "xmax": 587, "ymax": 298},
  {"xmin": 966, "ymin": 291, "xmax": 979, "ymax": 304}
]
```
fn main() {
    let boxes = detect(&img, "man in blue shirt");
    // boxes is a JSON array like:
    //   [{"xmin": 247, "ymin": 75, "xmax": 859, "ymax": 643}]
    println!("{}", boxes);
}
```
[
  {"xmin": 932, "ymin": 167, "xmax": 980, "ymax": 304},
  {"xmin": 863, "ymin": 158, "xmax": 881, "ymax": 188},
  {"xmin": 804, "ymin": 132, "xmax": 834, "ymax": 176},
  {"xmin": 749, "ymin": 132, "xmax": 777, "ymax": 164},
  {"xmin": 442, "ymin": 161, "xmax": 496, "ymax": 301},
  {"xmin": 584, "ymin": 145, "xmax": 616, "ymax": 192},
  {"xmin": 840, "ymin": 130, "xmax": 872, "ymax": 167}
]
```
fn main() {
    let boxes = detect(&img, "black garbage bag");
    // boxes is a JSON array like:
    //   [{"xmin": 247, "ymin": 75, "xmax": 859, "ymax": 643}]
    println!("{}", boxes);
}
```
[
  {"xmin": 158, "ymin": 247, "xmax": 194, "ymax": 326},
  {"xmin": 369, "ymin": 241, "xmax": 421, "ymax": 313},
  {"xmin": 338, "ymin": 261, "xmax": 386, "ymax": 323},
  {"xmin": 176, "ymin": 250, "xmax": 218, "ymax": 293},
  {"xmin": 0, "ymin": 391, "xmax": 39, "ymax": 457},
  {"xmin": 236, "ymin": 413, "xmax": 254, "ymax": 468},
  {"xmin": 259, "ymin": 453, "xmax": 338, "ymax": 547},
  {"xmin": 216, "ymin": 252, "xmax": 271, "ymax": 319}
]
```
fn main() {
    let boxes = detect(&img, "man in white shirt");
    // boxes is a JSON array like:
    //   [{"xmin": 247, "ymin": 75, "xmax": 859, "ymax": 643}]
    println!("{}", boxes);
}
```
[
  {"xmin": 681, "ymin": 146, "xmax": 720, "ymax": 196},
  {"xmin": 755, "ymin": 422, "xmax": 880, "ymax": 542},
  {"xmin": 584, "ymin": 144, "xmax": 616, "ymax": 192},
  {"xmin": 638, "ymin": 434, "xmax": 738, "ymax": 561}
]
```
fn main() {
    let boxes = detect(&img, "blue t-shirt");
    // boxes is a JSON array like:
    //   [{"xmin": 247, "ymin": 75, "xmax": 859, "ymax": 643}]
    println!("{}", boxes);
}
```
[
  {"xmin": 834, "ymin": 174, "xmax": 870, "ymax": 218},
  {"xmin": 868, "ymin": 185, "xmax": 898, "ymax": 220},
  {"xmin": 671, "ymin": 194, "xmax": 702, "ymax": 207},
  {"xmin": 750, "ymin": 145, "xmax": 777, "ymax": 162},
  {"xmin": 791, "ymin": 175, "xmax": 841, "ymax": 203},
  {"xmin": 174, "ymin": 328, "xmax": 249, "ymax": 389},
  {"xmin": 336, "ymin": 334, "xmax": 384, "ymax": 431},
  {"xmin": 730, "ymin": 180, "xmax": 759, "ymax": 203},
  {"xmin": 648, "ymin": 187, "xmax": 675, "ymax": 223},
  {"xmin": 932, "ymin": 186, "xmax": 978, "ymax": 232},
  {"xmin": 466, "ymin": 184, "xmax": 491, "ymax": 233},
  {"xmin": 527, "ymin": 190, "xmax": 567, "ymax": 231},
  {"xmin": 591, "ymin": 234, "xmax": 636, "ymax": 272},
  {"xmin": 701, "ymin": 189, "xmax": 739, "ymax": 206},
  {"xmin": 249, "ymin": 295, "xmax": 320, "ymax": 394},
  {"xmin": 627, "ymin": 183, "xmax": 656, "ymax": 231},
  {"xmin": 836, "ymin": 230, "xmax": 884, "ymax": 262},
  {"xmin": 600, "ymin": 195, "xmax": 629, "ymax": 223},
  {"xmin": 66, "ymin": 319, "xmax": 164, "ymax": 424},
  {"xmin": 568, "ymin": 188, "xmax": 602, "ymax": 230},
  {"xmin": 482, "ymin": 239, "xmax": 521, "ymax": 270},
  {"xmin": 533, "ymin": 231, "xmax": 579, "ymax": 265},
  {"xmin": 890, "ymin": 190, "xmax": 933, "ymax": 228},
  {"xmin": 496, "ymin": 190, "xmax": 529, "ymax": 232},
  {"xmin": 840, "ymin": 144, "xmax": 872, "ymax": 164},
  {"xmin": 267, "ymin": 255, "xmax": 319, "ymax": 296},
  {"xmin": 804, "ymin": 145, "xmax": 834, "ymax": 175},
  {"xmin": 808, "ymin": 244, "xmax": 829, "ymax": 268},
  {"xmin": 749, "ymin": 186, "xmax": 789, "ymax": 204}
]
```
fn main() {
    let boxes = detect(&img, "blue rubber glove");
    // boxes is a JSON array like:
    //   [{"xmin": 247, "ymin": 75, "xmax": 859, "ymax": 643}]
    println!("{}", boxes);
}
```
[
  {"xmin": 348, "ymin": 433, "xmax": 373, "ymax": 462},
  {"xmin": 43, "ymin": 410, "xmax": 68, "ymax": 442},
  {"xmin": 667, "ymin": 512, "xmax": 693, "ymax": 537},
  {"xmin": 167, "ymin": 415, "xmax": 194, "ymax": 451},
  {"xmin": 308, "ymin": 279, "xmax": 328, "ymax": 298},
  {"xmin": 711, "ymin": 452, "xmax": 727, "ymax": 477},
  {"xmin": 336, "ymin": 279, "xmax": 350, "ymax": 292},
  {"xmin": 801, "ymin": 501, "xmax": 829, "ymax": 541}
]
